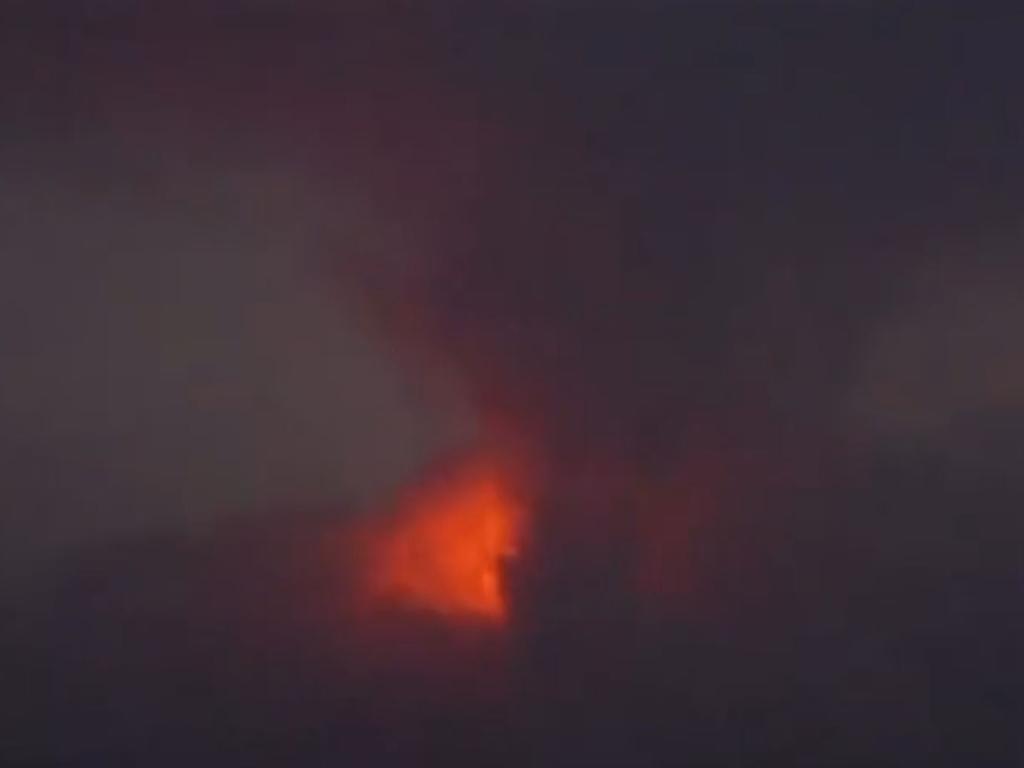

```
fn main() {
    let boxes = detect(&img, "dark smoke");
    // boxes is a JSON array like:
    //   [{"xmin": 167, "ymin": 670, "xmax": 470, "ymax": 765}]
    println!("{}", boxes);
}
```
[{"xmin": 3, "ymin": 6, "xmax": 1023, "ymax": 767}]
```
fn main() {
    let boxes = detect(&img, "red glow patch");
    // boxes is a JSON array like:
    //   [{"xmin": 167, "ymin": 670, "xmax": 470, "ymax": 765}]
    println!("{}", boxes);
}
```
[{"xmin": 363, "ymin": 457, "xmax": 525, "ymax": 624}]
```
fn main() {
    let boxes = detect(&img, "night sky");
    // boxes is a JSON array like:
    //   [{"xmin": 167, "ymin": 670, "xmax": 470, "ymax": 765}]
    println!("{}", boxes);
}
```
[{"xmin": 2, "ymin": 4, "xmax": 1023, "ymax": 766}]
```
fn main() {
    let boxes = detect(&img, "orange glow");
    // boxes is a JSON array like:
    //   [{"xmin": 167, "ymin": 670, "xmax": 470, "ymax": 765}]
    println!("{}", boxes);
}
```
[{"xmin": 364, "ymin": 457, "xmax": 525, "ymax": 623}]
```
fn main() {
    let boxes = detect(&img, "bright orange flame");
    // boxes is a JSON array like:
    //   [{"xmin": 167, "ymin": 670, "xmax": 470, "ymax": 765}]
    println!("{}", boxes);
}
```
[{"xmin": 365, "ymin": 458, "xmax": 525, "ymax": 623}]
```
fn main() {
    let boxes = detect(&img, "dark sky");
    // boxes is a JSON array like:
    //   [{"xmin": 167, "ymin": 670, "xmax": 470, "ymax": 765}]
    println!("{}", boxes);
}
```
[{"xmin": 2, "ymin": 4, "xmax": 1023, "ymax": 767}]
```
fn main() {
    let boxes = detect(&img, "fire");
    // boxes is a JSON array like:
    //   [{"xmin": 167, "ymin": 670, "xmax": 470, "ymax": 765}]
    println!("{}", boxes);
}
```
[{"xmin": 364, "ymin": 457, "xmax": 525, "ymax": 623}]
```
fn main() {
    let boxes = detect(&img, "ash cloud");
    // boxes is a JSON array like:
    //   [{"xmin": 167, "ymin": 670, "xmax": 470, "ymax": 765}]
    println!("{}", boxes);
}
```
[{"xmin": 2, "ymin": 6, "xmax": 1023, "ymax": 767}]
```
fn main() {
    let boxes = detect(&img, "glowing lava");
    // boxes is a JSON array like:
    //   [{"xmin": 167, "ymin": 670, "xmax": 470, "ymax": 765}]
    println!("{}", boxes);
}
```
[{"xmin": 365, "ymin": 457, "xmax": 525, "ymax": 623}]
